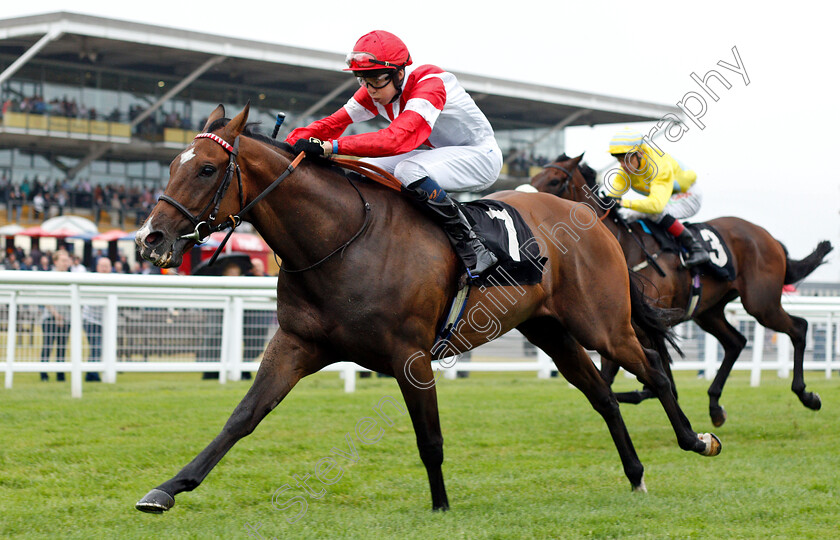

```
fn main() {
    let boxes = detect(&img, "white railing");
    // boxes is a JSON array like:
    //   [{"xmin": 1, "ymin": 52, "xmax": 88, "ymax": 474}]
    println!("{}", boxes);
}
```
[{"xmin": 1, "ymin": 270, "xmax": 837, "ymax": 397}]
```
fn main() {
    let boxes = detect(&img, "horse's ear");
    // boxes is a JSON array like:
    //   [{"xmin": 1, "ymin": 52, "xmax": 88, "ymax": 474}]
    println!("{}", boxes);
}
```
[
  {"xmin": 202, "ymin": 104, "xmax": 225, "ymax": 132},
  {"xmin": 571, "ymin": 153, "xmax": 584, "ymax": 166},
  {"xmin": 226, "ymin": 101, "xmax": 250, "ymax": 138}
]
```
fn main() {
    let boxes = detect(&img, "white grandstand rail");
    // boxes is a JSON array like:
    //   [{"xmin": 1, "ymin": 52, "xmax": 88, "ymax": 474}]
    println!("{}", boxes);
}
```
[{"xmin": 1, "ymin": 271, "xmax": 838, "ymax": 397}]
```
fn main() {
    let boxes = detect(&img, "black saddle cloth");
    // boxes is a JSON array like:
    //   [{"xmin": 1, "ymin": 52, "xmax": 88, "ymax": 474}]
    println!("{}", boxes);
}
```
[
  {"xmin": 461, "ymin": 199, "xmax": 547, "ymax": 287},
  {"xmin": 640, "ymin": 219, "xmax": 735, "ymax": 281}
]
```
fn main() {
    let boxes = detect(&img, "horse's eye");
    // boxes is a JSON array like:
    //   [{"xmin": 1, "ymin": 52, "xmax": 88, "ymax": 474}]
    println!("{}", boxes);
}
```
[
  {"xmin": 199, "ymin": 165, "xmax": 216, "ymax": 178},
  {"xmin": 548, "ymin": 179, "xmax": 560, "ymax": 187}
]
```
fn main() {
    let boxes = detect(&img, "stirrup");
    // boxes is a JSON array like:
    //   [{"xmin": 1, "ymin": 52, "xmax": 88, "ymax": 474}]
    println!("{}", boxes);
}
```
[
  {"xmin": 680, "ymin": 250, "xmax": 710, "ymax": 268},
  {"xmin": 465, "ymin": 241, "xmax": 498, "ymax": 279}
]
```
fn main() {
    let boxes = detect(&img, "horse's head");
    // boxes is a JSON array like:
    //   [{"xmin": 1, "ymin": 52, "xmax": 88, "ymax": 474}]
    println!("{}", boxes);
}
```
[
  {"xmin": 530, "ymin": 153, "xmax": 596, "ymax": 202},
  {"xmin": 136, "ymin": 103, "xmax": 251, "ymax": 267}
]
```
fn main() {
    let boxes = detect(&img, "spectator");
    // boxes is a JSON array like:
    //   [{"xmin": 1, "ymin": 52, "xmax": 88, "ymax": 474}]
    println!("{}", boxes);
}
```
[
  {"xmin": 82, "ymin": 256, "xmax": 112, "ymax": 382},
  {"xmin": 8, "ymin": 184, "xmax": 23, "ymax": 222},
  {"xmin": 139, "ymin": 260, "xmax": 160, "ymax": 275},
  {"xmin": 70, "ymin": 255, "xmax": 88, "ymax": 273},
  {"xmin": 32, "ymin": 192, "xmax": 46, "ymax": 220},
  {"xmin": 20, "ymin": 177, "xmax": 30, "ymax": 201},
  {"xmin": 242, "ymin": 258, "xmax": 275, "ymax": 381},
  {"xmin": 34, "ymin": 254, "xmax": 51, "ymax": 272},
  {"xmin": 39, "ymin": 249, "xmax": 72, "ymax": 382}
]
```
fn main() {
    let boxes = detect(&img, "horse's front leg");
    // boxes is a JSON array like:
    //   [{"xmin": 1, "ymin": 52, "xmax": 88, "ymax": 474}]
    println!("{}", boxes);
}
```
[
  {"xmin": 136, "ymin": 330, "xmax": 326, "ymax": 513},
  {"xmin": 392, "ymin": 349, "xmax": 449, "ymax": 511}
]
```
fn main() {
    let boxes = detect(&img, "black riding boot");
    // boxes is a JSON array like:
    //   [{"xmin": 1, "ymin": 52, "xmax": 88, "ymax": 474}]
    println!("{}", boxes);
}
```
[
  {"xmin": 405, "ymin": 178, "xmax": 497, "ymax": 279},
  {"xmin": 676, "ymin": 228, "xmax": 711, "ymax": 268}
]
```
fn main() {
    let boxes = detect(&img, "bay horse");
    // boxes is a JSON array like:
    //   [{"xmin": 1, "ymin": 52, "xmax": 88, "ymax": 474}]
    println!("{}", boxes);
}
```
[
  {"xmin": 134, "ymin": 104, "xmax": 721, "ymax": 514},
  {"xmin": 531, "ymin": 154, "xmax": 833, "ymax": 426}
]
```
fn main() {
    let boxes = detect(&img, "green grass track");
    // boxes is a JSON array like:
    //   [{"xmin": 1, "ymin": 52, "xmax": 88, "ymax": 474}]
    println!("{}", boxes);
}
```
[{"xmin": 1, "ymin": 370, "xmax": 837, "ymax": 539}]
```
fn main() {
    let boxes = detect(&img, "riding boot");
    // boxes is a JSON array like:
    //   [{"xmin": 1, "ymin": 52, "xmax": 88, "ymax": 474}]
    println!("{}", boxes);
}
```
[
  {"xmin": 660, "ymin": 214, "xmax": 711, "ymax": 268},
  {"xmin": 405, "ymin": 178, "xmax": 498, "ymax": 279},
  {"xmin": 675, "ymin": 228, "xmax": 711, "ymax": 268}
]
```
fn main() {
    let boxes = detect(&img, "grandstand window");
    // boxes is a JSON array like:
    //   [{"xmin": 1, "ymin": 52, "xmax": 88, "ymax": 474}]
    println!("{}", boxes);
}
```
[{"xmin": 108, "ymin": 161, "xmax": 126, "ymax": 175}]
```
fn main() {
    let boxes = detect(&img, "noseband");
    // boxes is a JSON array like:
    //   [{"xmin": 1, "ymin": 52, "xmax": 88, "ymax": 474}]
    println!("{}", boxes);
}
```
[
  {"xmin": 542, "ymin": 162, "xmax": 611, "ymax": 222},
  {"xmin": 158, "ymin": 132, "xmax": 245, "ymax": 244},
  {"xmin": 542, "ymin": 163, "xmax": 574, "ymax": 197}
]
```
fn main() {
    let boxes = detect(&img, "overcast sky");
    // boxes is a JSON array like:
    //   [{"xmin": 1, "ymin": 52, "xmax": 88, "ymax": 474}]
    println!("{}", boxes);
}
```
[{"xmin": 5, "ymin": 1, "xmax": 839, "ymax": 280}]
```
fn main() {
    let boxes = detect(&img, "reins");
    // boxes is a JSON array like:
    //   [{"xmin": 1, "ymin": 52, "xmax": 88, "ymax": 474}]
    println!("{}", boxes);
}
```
[
  {"xmin": 158, "ymin": 131, "xmax": 404, "ymax": 271},
  {"xmin": 331, "ymin": 157, "xmax": 403, "ymax": 191},
  {"xmin": 280, "ymin": 157, "xmax": 402, "ymax": 272},
  {"xmin": 545, "ymin": 159, "xmax": 662, "ymax": 273},
  {"xmin": 543, "ymin": 162, "xmax": 610, "ymax": 222}
]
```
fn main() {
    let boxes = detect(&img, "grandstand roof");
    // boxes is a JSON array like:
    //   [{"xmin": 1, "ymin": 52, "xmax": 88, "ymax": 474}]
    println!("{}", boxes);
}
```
[{"xmin": 0, "ymin": 11, "xmax": 680, "ymax": 165}]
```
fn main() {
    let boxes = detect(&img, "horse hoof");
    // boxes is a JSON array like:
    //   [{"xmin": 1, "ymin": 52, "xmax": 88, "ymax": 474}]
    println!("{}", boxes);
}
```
[
  {"xmin": 711, "ymin": 407, "xmax": 727, "ymax": 427},
  {"xmin": 800, "ymin": 392, "xmax": 822, "ymax": 411},
  {"xmin": 632, "ymin": 478, "xmax": 647, "ymax": 493},
  {"xmin": 699, "ymin": 433, "xmax": 722, "ymax": 457},
  {"xmin": 136, "ymin": 489, "xmax": 175, "ymax": 513}
]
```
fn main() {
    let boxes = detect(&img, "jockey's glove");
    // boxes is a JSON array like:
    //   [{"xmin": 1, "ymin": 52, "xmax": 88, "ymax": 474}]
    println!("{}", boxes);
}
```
[
  {"xmin": 596, "ymin": 185, "xmax": 621, "ymax": 204},
  {"xmin": 293, "ymin": 137, "xmax": 333, "ymax": 157}
]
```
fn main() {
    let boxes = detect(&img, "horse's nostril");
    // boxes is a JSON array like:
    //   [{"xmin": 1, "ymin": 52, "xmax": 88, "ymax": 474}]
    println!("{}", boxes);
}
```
[{"xmin": 145, "ymin": 231, "xmax": 163, "ymax": 247}]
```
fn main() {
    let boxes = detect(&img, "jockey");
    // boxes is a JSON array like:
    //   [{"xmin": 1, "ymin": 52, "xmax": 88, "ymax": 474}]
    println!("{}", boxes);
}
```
[
  {"xmin": 603, "ymin": 129, "xmax": 711, "ymax": 268},
  {"xmin": 286, "ymin": 30, "xmax": 502, "ymax": 279}
]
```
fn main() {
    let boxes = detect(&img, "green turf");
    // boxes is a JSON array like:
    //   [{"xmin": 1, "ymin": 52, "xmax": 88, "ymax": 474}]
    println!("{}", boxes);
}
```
[{"xmin": 1, "ymin": 370, "xmax": 837, "ymax": 539}]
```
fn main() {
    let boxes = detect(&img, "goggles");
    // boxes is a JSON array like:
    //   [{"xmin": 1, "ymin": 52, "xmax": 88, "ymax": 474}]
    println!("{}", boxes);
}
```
[
  {"xmin": 345, "ymin": 51, "xmax": 402, "ymax": 69},
  {"xmin": 357, "ymin": 72, "xmax": 392, "ymax": 90}
]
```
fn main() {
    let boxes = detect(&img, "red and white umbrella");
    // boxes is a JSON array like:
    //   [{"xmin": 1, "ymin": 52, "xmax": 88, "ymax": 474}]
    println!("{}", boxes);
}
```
[
  {"xmin": 204, "ymin": 232, "xmax": 270, "ymax": 253},
  {"xmin": 18, "ymin": 226, "xmax": 80, "ymax": 238}
]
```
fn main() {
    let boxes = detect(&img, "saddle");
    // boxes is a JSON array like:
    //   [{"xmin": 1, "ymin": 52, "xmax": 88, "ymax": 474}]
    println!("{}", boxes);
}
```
[
  {"xmin": 460, "ymin": 200, "xmax": 547, "ymax": 287},
  {"xmin": 333, "ymin": 157, "xmax": 547, "ymax": 288},
  {"xmin": 329, "ymin": 158, "xmax": 547, "ymax": 349},
  {"xmin": 637, "ymin": 219, "xmax": 735, "ymax": 281}
]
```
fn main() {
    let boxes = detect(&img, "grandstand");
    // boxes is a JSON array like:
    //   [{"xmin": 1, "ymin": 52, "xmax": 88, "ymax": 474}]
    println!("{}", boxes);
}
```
[{"xmin": 0, "ymin": 12, "xmax": 679, "ymax": 263}]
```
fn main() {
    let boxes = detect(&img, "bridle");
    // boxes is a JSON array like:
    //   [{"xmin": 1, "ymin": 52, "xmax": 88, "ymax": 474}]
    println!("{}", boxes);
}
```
[
  {"xmin": 543, "ymin": 161, "xmax": 667, "ymax": 276},
  {"xmin": 158, "ymin": 133, "xmax": 245, "ymax": 244},
  {"xmin": 157, "ymin": 131, "xmax": 305, "ymax": 265},
  {"xmin": 157, "ymin": 130, "xmax": 378, "ymax": 272},
  {"xmin": 542, "ymin": 162, "xmax": 611, "ymax": 222},
  {"xmin": 541, "ymin": 163, "xmax": 573, "ymax": 198}
]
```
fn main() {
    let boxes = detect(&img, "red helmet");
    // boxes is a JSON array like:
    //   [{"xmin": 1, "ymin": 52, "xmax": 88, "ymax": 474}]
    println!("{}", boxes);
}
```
[{"xmin": 344, "ymin": 30, "xmax": 413, "ymax": 72}]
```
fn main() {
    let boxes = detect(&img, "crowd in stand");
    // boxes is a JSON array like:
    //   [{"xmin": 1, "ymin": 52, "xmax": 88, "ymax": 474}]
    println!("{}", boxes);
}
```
[
  {"xmin": 1, "ymin": 95, "xmax": 100, "ymax": 121},
  {"xmin": 1, "ymin": 93, "xmax": 198, "ymax": 135},
  {"xmin": 504, "ymin": 150, "xmax": 551, "ymax": 177},
  {"xmin": 0, "ymin": 173, "xmax": 160, "ymax": 228},
  {"xmin": 0, "ymin": 244, "xmax": 159, "ymax": 274}
]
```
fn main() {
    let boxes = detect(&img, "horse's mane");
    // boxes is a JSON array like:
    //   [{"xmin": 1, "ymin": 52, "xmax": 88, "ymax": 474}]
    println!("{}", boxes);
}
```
[
  {"xmin": 555, "ymin": 153, "xmax": 598, "ymax": 188},
  {"xmin": 205, "ymin": 118, "xmax": 295, "ymax": 154}
]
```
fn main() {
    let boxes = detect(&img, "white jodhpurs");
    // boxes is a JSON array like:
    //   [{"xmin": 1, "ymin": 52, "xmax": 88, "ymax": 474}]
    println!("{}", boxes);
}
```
[{"xmin": 361, "ymin": 140, "xmax": 503, "ymax": 192}]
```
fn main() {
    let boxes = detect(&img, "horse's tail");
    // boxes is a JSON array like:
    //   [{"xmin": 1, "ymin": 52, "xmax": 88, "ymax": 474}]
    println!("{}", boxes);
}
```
[
  {"xmin": 627, "ymin": 271, "xmax": 684, "ymax": 361},
  {"xmin": 783, "ymin": 240, "xmax": 834, "ymax": 285}
]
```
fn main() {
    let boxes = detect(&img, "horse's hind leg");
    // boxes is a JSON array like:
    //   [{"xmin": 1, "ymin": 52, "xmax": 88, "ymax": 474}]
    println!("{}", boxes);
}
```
[
  {"xmin": 600, "ymin": 333, "xmax": 721, "ymax": 457},
  {"xmin": 392, "ymin": 350, "xmax": 449, "ymax": 511},
  {"xmin": 742, "ymin": 298, "xmax": 821, "ymax": 410},
  {"xmin": 600, "ymin": 358, "xmax": 659, "ymax": 405},
  {"xmin": 518, "ymin": 318, "xmax": 646, "ymax": 491},
  {"xmin": 136, "ymin": 330, "xmax": 324, "ymax": 513},
  {"xmin": 606, "ymin": 351, "xmax": 660, "ymax": 405},
  {"xmin": 694, "ymin": 303, "xmax": 748, "ymax": 427},
  {"xmin": 599, "ymin": 358, "xmax": 620, "ymax": 385}
]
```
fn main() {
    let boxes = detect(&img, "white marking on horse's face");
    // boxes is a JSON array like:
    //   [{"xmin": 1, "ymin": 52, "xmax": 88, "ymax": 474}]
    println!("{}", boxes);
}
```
[
  {"xmin": 179, "ymin": 148, "xmax": 196, "ymax": 165},
  {"xmin": 136, "ymin": 221, "xmax": 153, "ymax": 246}
]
